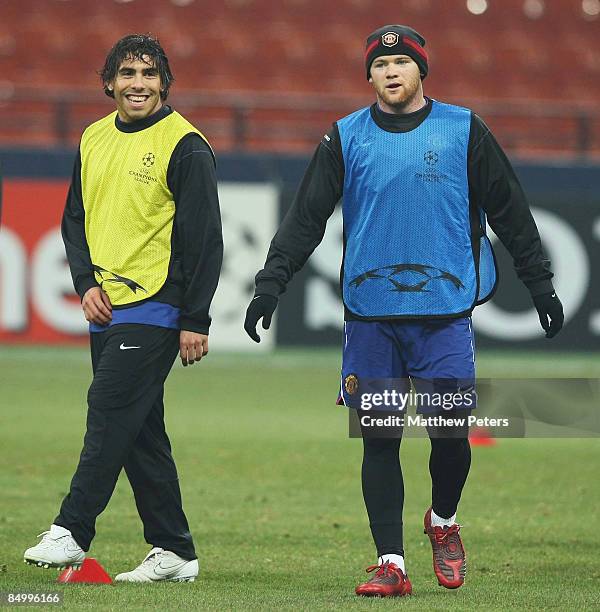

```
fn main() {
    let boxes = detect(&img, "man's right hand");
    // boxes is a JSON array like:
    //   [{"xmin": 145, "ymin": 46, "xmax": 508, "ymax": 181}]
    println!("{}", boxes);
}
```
[
  {"xmin": 532, "ymin": 291, "xmax": 564, "ymax": 338},
  {"xmin": 82, "ymin": 286, "xmax": 112, "ymax": 326},
  {"xmin": 244, "ymin": 295, "xmax": 278, "ymax": 343}
]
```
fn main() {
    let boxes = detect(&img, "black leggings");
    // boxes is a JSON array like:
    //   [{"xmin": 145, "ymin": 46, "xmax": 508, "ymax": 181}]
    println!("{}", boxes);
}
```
[{"xmin": 361, "ymin": 432, "xmax": 471, "ymax": 557}]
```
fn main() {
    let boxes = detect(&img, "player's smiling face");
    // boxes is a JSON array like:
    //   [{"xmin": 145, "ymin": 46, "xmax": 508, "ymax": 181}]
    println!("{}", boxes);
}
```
[
  {"xmin": 110, "ymin": 55, "xmax": 163, "ymax": 123},
  {"xmin": 369, "ymin": 54, "xmax": 423, "ymax": 113}
]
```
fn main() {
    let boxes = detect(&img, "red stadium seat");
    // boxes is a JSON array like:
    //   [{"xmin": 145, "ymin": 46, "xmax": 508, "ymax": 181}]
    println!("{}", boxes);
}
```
[{"xmin": 0, "ymin": 0, "xmax": 598, "ymax": 154}]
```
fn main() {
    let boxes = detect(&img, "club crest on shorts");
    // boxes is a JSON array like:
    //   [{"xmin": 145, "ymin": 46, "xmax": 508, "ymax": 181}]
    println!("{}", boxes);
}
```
[
  {"xmin": 344, "ymin": 374, "xmax": 359, "ymax": 395},
  {"xmin": 382, "ymin": 32, "xmax": 399, "ymax": 47}
]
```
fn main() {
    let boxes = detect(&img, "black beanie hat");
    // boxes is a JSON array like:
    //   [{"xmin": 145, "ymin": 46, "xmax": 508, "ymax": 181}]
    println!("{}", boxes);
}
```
[{"xmin": 365, "ymin": 25, "xmax": 428, "ymax": 80}]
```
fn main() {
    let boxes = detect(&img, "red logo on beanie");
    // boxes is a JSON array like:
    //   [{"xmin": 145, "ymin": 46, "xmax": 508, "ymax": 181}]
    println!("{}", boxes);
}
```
[{"xmin": 381, "ymin": 32, "xmax": 399, "ymax": 47}]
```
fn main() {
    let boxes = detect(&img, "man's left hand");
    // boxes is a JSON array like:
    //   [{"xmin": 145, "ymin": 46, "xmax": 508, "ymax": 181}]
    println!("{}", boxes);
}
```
[
  {"xmin": 533, "ymin": 292, "xmax": 564, "ymax": 338},
  {"xmin": 180, "ymin": 331, "xmax": 209, "ymax": 366}
]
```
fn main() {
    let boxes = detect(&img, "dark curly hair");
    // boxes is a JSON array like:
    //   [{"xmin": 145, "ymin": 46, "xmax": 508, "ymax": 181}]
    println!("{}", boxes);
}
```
[{"xmin": 99, "ymin": 34, "xmax": 174, "ymax": 101}]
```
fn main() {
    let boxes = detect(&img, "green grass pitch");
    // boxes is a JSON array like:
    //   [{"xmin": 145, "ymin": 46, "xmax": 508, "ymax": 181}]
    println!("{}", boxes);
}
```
[{"xmin": 0, "ymin": 347, "xmax": 599, "ymax": 610}]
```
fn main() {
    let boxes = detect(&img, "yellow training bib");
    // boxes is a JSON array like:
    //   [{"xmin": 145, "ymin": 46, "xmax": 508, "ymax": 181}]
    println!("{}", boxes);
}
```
[{"xmin": 80, "ymin": 110, "xmax": 211, "ymax": 306}]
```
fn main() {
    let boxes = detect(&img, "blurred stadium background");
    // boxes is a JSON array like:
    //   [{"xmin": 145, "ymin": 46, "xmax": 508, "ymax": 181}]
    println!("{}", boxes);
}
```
[
  {"xmin": 0, "ymin": 1, "xmax": 599, "ymax": 608},
  {"xmin": 0, "ymin": 0, "xmax": 598, "ymax": 350}
]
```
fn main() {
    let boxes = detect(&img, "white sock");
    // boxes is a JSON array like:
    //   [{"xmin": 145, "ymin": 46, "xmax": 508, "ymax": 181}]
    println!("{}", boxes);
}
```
[
  {"xmin": 431, "ymin": 508, "xmax": 457, "ymax": 528},
  {"xmin": 378, "ymin": 554, "xmax": 405, "ymax": 573}
]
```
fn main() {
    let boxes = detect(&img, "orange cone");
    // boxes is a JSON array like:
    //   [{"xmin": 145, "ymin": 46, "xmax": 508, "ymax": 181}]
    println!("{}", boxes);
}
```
[
  {"xmin": 57, "ymin": 559, "xmax": 112, "ymax": 584},
  {"xmin": 469, "ymin": 426, "xmax": 496, "ymax": 446}
]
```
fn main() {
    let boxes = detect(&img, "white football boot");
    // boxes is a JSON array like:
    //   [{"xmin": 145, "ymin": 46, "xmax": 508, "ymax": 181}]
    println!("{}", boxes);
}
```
[
  {"xmin": 115, "ymin": 548, "xmax": 198, "ymax": 583},
  {"xmin": 24, "ymin": 524, "xmax": 85, "ymax": 569}
]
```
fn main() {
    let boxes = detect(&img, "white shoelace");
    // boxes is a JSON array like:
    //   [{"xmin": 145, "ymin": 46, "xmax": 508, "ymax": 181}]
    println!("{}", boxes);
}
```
[
  {"xmin": 36, "ymin": 531, "xmax": 53, "ymax": 542},
  {"xmin": 140, "ymin": 550, "xmax": 164, "ymax": 569}
]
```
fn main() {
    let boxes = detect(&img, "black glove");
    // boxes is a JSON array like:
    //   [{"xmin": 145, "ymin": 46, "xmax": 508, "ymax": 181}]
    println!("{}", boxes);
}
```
[
  {"xmin": 533, "ymin": 291, "xmax": 564, "ymax": 338},
  {"xmin": 244, "ymin": 295, "xmax": 278, "ymax": 343}
]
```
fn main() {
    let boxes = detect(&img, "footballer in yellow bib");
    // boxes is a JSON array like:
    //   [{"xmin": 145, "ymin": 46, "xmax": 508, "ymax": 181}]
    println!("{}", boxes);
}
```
[
  {"xmin": 25, "ymin": 34, "xmax": 222, "ymax": 579},
  {"xmin": 80, "ymin": 110, "xmax": 211, "ymax": 306}
]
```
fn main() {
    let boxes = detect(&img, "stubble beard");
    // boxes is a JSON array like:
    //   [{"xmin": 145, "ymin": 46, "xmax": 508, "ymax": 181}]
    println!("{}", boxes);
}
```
[
  {"xmin": 376, "ymin": 70, "xmax": 422, "ymax": 113},
  {"xmin": 380, "ymin": 82, "xmax": 420, "ymax": 112}
]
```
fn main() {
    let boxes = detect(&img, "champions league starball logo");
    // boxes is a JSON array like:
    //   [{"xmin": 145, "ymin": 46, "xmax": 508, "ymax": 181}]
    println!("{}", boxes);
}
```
[
  {"xmin": 424, "ymin": 150, "xmax": 439, "ymax": 165},
  {"xmin": 417, "ymin": 150, "xmax": 447, "ymax": 183},
  {"xmin": 129, "ymin": 153, "xmax": 158, "ymax": 185},
  {"xmin": 350, "ymin": 263, "xmax": 464, "ymax": 293},
  {"xmin": 92, "ymin": 265, "xmax": 147, "ymax": 295},
  {"xmin": 142, "ymin": 152, "xmax": 155, "ymax": 167}
]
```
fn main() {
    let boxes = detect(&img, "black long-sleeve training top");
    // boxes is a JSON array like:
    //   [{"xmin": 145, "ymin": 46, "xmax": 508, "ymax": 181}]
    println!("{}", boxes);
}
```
[
  {"xmin": 255, "ymin": 98, "xmax": 553, "ymax": 319},
  {"xmin": 62, "ymin": 105, "xmax": 223, "ymax": 334}
]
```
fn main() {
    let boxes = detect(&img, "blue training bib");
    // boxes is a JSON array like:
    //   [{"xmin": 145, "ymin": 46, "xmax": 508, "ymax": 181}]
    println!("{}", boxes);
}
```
[{"xmin": 338, "ymin": 100, "xmax": 496, "ymax": 318}]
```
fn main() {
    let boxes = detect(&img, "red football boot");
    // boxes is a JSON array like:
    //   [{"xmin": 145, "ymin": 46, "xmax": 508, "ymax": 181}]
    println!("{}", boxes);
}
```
[
  {"xmin": 423, "ymin": 507, "xmax": 466, "ymax": 589},
  {"xmin": 355, "ymin": 562, "xmax": 412, "ymax": 597}
]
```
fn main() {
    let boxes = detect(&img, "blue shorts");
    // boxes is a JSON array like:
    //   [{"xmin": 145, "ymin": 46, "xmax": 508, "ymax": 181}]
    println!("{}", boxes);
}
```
[{"xmin": 338, "ymin": 318, "xmax": 476, "ymax": 413}]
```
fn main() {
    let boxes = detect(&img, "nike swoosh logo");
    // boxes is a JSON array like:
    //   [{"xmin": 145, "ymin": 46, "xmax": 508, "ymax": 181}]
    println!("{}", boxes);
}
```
[
  {"xmin": 120, "ymin": 343, "xmax": 141, "ymax": 350},
  {"xmin": 153, "ymin": 561, "xmax": 184, "ymax": 576},
  {"xmin": 61, "ymin": 543, "xmax": 82, "ymax": 557}
]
